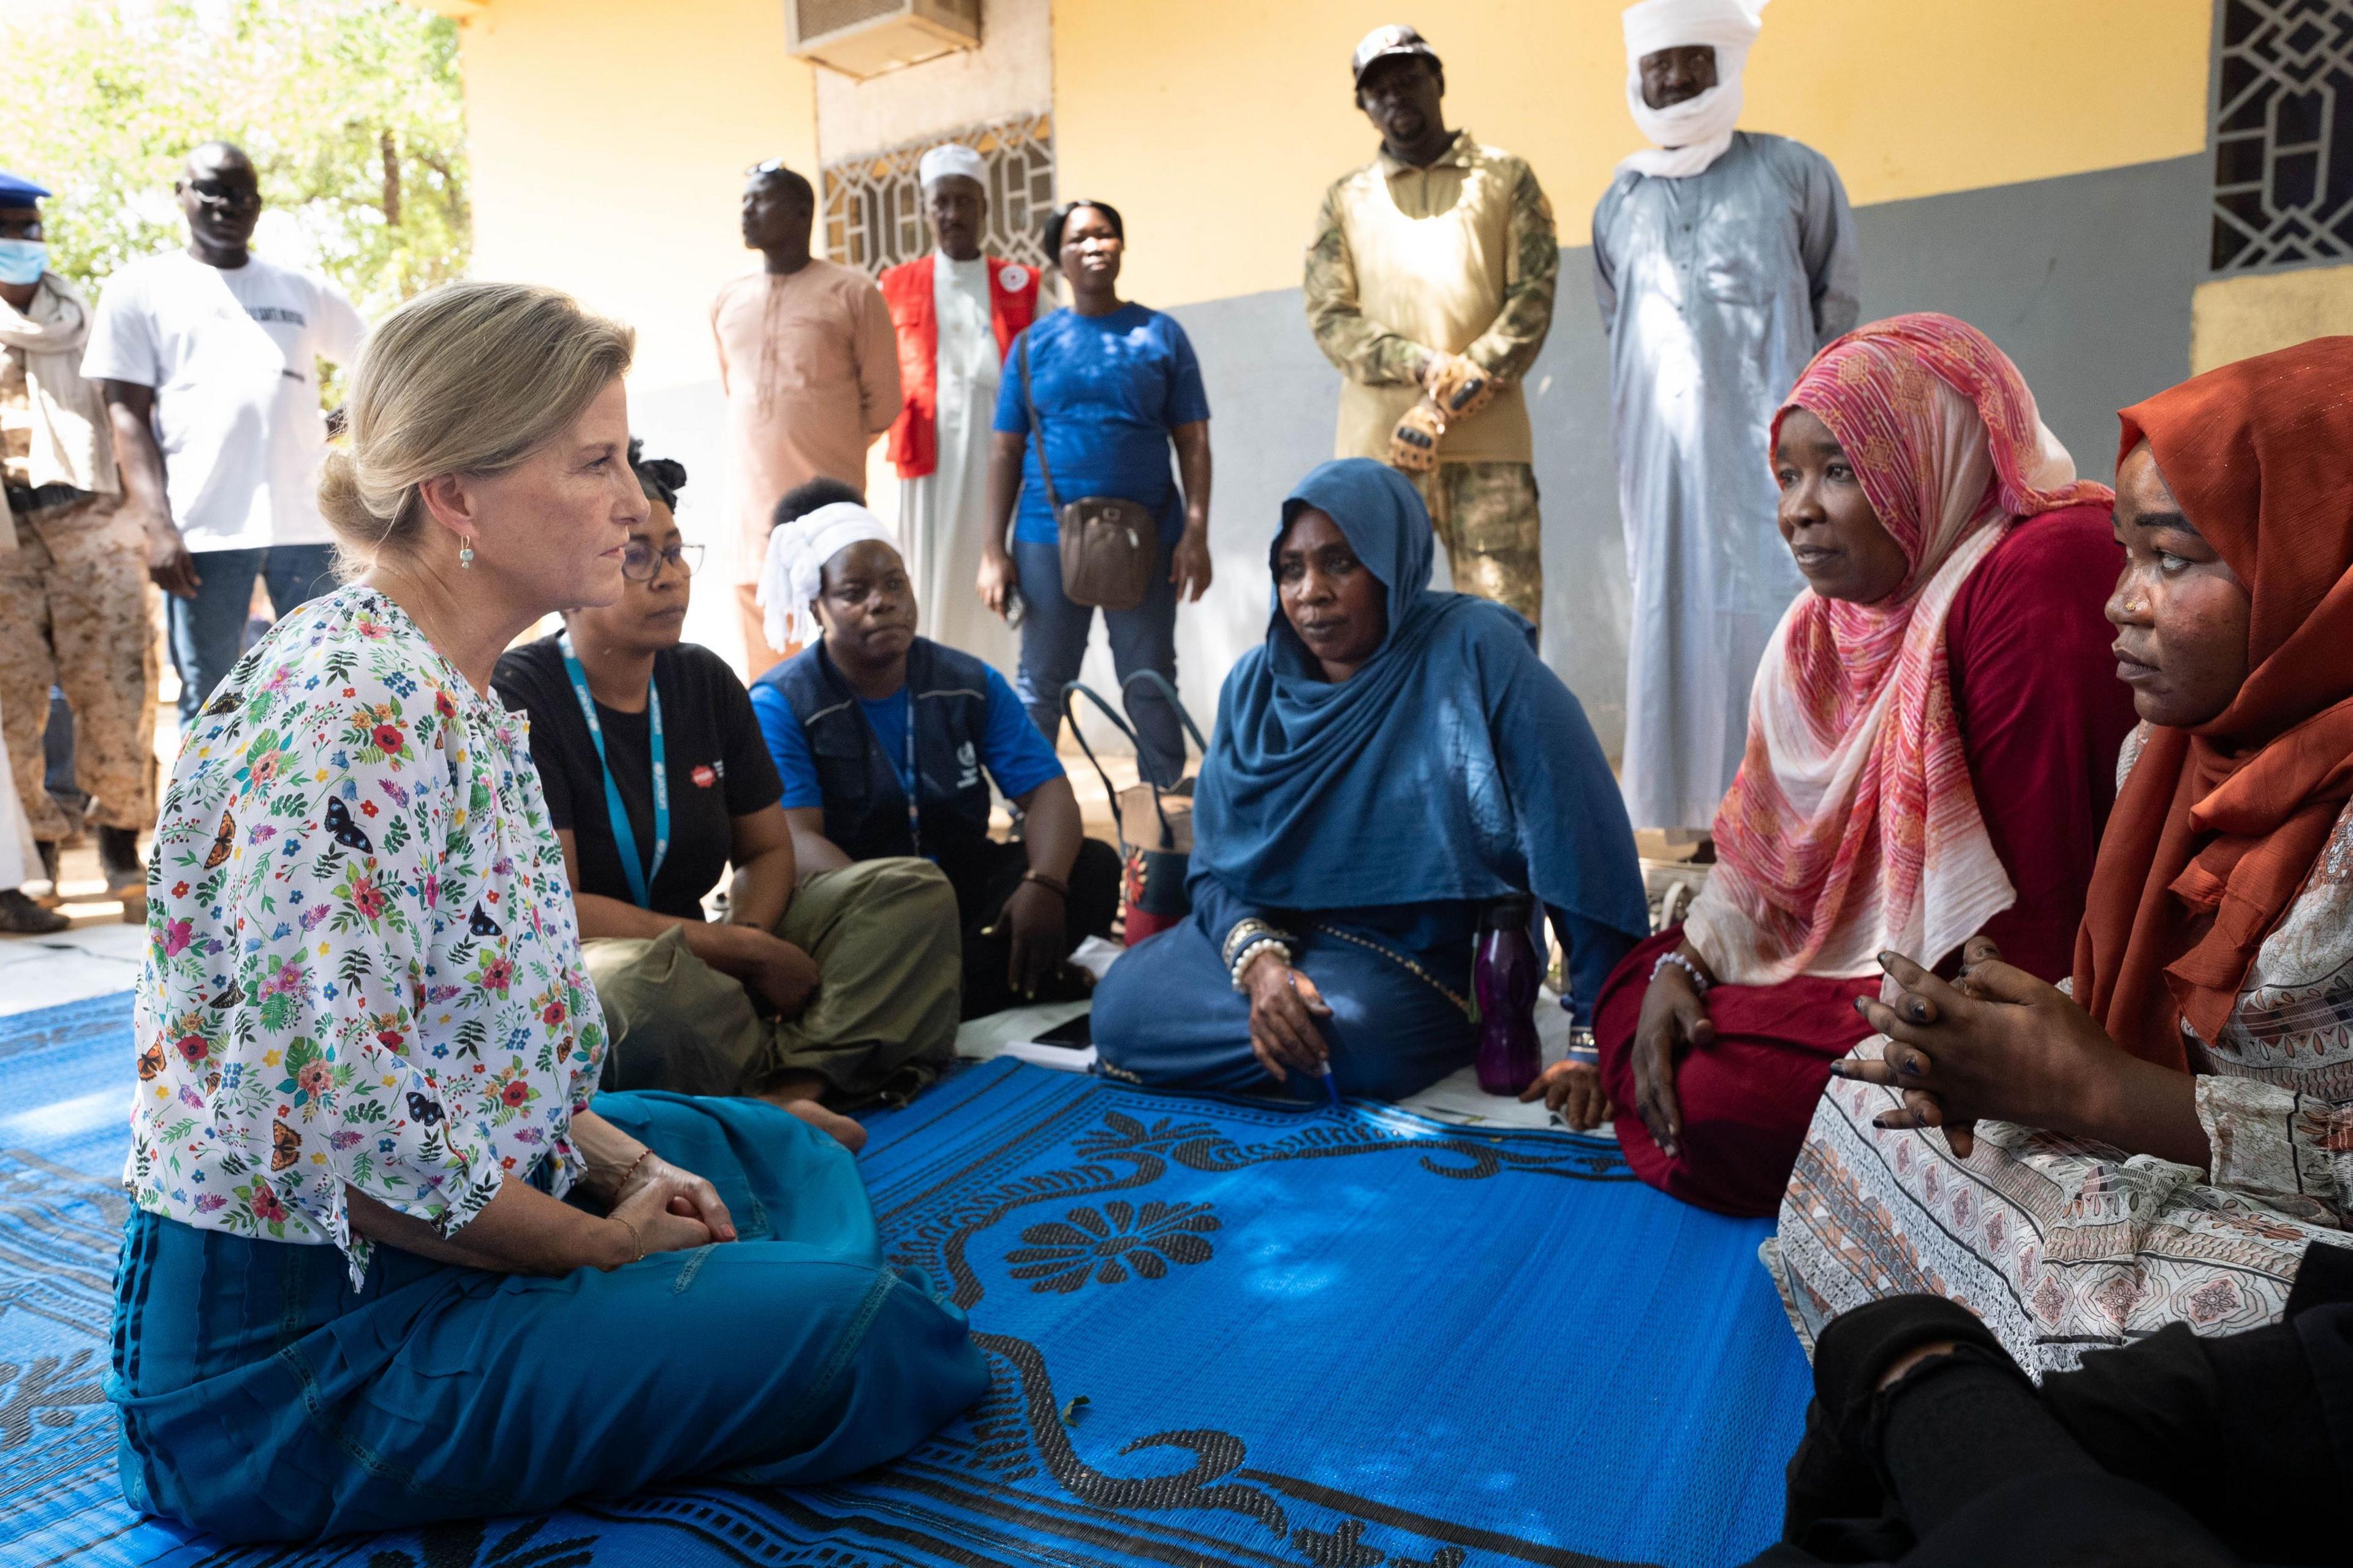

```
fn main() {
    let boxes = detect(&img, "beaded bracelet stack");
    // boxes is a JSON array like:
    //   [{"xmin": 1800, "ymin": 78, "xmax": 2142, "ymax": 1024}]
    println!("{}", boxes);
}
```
[
  {"xmin": 1650, "ymin": 949, "xmax": 1712, "ymax": 996},
  {"xmin": 1221, "ymin": 918, "xmax": 1296, "ymax": 992}
]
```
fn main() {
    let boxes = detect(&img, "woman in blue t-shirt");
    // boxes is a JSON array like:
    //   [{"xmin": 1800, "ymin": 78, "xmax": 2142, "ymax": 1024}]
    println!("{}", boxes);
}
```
[{"xmin": 978, "ymin": 199, "xmax": 1212, "ymax": 786}]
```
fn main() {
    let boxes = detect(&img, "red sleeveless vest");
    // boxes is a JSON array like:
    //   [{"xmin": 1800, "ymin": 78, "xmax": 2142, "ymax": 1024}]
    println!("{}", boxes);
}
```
[{"xmin": 879, "ymin": 254, "xmax": 1041, "ymax": 480}]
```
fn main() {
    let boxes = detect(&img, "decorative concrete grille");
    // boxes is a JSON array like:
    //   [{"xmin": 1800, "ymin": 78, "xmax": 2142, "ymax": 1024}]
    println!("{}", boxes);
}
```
[
  {"xmin": 2212, "ymin": 0, "xmax": 2353, "ymax": 270},
  {"xmin": 822, "ymin": 112, "xmax": 1056, "ymax": 278}
]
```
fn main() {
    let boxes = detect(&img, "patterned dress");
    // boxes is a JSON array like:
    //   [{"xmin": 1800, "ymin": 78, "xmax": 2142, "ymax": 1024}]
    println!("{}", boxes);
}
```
[
  {"xmin": 125, "ymin": 586, "xmax": 605, "ymax": 1286},
  {"xmin": 1770, "ymin": 725, "xmax": 2353, "ymax": 1374}
]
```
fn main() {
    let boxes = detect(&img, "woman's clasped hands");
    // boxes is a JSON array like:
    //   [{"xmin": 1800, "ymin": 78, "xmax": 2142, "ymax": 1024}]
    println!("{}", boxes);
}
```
[
  {"xmin": 1832, "ymin": 936, "xmax": 2139, "ymax": 1160},
  {"xmin": 597, "ymin": 1148, "xmax": 738, "ymax": 1264}
]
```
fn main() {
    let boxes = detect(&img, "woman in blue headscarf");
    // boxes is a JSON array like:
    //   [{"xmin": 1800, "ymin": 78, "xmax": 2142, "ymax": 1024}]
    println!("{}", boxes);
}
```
[{"xmin": 1093, "ymin": 458, "xmax": 1649, "ymax": 1101}]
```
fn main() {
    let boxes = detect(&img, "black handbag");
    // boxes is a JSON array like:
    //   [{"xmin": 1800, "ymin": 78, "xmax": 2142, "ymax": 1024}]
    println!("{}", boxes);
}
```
[{"xmin": 1021, "ymin": 332, "xmax": 1159, "ymax": 612}]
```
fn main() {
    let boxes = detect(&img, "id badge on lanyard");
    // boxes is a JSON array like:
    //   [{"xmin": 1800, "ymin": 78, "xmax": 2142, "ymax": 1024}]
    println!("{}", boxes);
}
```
[{"xmin": 559, "ymin": 632, "xmax": 669, "ymax": 908}]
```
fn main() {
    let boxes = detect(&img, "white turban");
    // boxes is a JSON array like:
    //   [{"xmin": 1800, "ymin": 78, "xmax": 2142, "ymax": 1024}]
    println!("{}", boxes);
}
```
[
  {"xmin": 1619, "ymin": 0, "xmax": 1769, "ymax": 180},
  {"xmin": 917, "ymin": 142, "xmax": 987, "ymax": 190},
  {"xmin": 757, "ymin": 501, "xmax": 900, "ymax": 653}
]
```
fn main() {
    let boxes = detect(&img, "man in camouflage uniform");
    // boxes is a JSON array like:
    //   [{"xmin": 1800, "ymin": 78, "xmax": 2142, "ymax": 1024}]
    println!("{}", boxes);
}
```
[
  {"xmin": 0, "ymin": 171, "xmax": 150, "ymax": 915},
  {"xmin": 1305, "ymin": 25, "xmax": 1557, "ymax": 626}
]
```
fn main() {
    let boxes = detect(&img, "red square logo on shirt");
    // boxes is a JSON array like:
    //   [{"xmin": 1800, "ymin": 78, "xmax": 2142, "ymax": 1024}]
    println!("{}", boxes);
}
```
[{"xmin": 691, "ymin": 765, "xmax": 718, "ymax": 789}]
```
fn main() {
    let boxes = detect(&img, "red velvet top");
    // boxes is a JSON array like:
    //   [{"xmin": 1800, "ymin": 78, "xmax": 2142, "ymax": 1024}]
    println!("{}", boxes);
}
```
[{"xmin": 1943, "ymin": 501, "xmax": 2139, "ymax": 981}]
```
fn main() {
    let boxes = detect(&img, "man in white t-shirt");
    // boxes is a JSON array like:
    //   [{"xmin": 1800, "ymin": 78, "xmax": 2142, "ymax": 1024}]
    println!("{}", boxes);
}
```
[{"xmin": 83, "ymin": 141, "xmax": 365, "ymax": 727}]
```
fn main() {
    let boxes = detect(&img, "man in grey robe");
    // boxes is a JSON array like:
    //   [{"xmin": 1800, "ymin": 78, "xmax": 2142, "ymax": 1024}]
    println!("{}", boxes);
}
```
[{"xmin": 1593, "ymin": 0, "xmax": 1859, "ymax": 838}]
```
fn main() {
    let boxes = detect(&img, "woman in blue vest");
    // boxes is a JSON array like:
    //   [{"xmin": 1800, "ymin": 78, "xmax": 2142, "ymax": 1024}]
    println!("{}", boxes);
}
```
[
  {"xmin": 494, "ymin": 449, "xmax": 963, "ymax": 1151},
  {"xmin": 751, "ymin": 490, "xmax": 1122, "ymax": 1018},
  {"xmin": 1091, "ymin": 459, "xmax": 1651, "ymax": 1101}
]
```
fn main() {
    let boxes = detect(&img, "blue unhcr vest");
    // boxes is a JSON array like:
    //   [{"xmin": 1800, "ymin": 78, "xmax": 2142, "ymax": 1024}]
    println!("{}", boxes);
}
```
[{"xmin": 756, "ymin": 637, "xmax": 995, "ymax": 868}]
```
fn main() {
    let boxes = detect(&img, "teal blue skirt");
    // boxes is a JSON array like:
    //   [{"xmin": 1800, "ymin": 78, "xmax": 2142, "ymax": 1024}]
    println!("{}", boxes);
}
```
[{"xmin": 107, "ymin": 1091, "xmax": 990, "ymax": 1541}]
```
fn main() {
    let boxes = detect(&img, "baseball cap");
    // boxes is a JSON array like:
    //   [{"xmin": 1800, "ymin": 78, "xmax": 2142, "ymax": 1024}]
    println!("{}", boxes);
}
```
[{"xmin": 1351, "ymin": 24, "xmax": 1439, "ymax": 84}]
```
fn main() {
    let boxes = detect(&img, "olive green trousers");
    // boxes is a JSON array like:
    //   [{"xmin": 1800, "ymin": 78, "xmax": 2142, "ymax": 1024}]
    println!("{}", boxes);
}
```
[{"xmin": 582, "ymin": 857, "xmax": 961, "ymax": 1108}]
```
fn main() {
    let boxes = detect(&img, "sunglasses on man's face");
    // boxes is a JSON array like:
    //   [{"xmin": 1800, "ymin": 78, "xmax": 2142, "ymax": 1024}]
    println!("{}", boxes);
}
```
[{"xmin": 621, "ymin": 541, "xmax": 702, "ymax": 582}]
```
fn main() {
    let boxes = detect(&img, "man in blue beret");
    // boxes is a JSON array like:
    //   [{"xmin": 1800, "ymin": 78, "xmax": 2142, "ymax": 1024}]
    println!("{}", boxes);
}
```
[{"xmin": 0, "ymin": 169, "xmax": 149, "ymax": 928}]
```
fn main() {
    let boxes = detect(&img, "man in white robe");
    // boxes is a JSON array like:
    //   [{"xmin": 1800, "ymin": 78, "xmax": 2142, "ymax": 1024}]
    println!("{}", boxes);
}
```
[
  {"xmin": 879, "ymin": 144, "xmax": 1039, "ymax": 676},
  {"xmin": 1593, "ymin": 0, "xmax": 1859, "ymax": 838}
]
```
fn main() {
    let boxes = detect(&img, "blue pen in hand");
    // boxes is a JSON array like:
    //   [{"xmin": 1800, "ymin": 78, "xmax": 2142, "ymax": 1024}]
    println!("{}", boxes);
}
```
[{"xmin": 1320, "ymin": 1066, "xmax": 1341, "ymax": 1108}]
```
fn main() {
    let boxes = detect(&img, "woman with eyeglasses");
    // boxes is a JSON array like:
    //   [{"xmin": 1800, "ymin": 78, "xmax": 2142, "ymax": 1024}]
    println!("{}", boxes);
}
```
[{"xmin": 494, "ymin": 444, "xmax": 963, "ymax": 1151}]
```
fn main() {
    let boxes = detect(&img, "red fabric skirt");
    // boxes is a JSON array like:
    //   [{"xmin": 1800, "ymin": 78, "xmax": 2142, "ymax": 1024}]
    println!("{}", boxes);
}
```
[{"xmin": 1596, "ymin": 927, "xmax": 1877, "ymax": 1218}]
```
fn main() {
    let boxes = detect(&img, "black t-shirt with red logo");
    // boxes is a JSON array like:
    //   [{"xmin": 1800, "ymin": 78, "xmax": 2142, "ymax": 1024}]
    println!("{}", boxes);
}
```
[{"xmin": 493, "ymin": 637, "xmax": 783, "ymax": 920}]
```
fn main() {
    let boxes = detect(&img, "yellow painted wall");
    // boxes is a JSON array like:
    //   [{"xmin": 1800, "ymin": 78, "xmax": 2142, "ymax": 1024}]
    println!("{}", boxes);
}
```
[
  {"xmin": 454, "ymin": 0, "xmax": 819, "ymax": 389},
  {"xmin": 2191, "ymin": 264, "xmax": 2353, "ymax": 373},
  {"xmin": 1054, "ymin": 0, "xmax": 2213, "ymax": 308}
]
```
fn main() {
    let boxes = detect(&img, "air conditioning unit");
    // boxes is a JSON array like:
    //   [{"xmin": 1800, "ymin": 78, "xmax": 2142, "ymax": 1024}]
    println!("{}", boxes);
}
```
[{"xmin": 786, "ymin": 0, "xmax": 980, "ymax": 79}]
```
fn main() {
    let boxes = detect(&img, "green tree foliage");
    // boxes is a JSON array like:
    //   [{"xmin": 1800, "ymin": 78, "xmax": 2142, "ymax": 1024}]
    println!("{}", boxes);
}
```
[{"xmin": 0, "ymin": 0, "xmax": 469, "ymax": 319}]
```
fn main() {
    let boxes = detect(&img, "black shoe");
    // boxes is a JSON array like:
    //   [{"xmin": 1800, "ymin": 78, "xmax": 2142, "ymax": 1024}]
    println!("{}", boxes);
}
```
[
  {"xmin": 0, "ymin": 888, "xmax": 69, "ymax": 935},
  {"xmin": 98, "ymin": 826, "xmax": 143, "ymax": 893}
]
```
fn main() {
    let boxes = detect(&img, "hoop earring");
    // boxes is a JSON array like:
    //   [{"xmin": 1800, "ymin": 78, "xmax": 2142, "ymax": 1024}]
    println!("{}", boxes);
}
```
[{"xmin": 458, "ymin": 534, "xmax": 476, "ymax": 570}]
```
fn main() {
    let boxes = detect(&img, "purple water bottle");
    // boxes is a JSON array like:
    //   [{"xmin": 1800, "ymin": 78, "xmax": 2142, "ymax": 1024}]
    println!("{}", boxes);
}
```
[{"xmin": 1475, "ymin": 894, "xmax": 1542, "ymax": 1096}]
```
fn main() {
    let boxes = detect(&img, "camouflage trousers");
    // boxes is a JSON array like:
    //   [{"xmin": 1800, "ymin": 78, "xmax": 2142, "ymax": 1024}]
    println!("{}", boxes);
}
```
[
  {"xmin": 1412, "ymin": 460, "xmax": 1542, "ymax": 626},
  {"xmin": 0, "ymin": 494, "xmax": 156, "ymax": 838}
]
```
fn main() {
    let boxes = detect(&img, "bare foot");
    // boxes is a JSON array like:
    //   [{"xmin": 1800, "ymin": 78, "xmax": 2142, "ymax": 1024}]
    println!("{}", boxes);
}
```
[{"xmin": 774, "ymin": 1096, "xmax": 867, "ymax": 1153}]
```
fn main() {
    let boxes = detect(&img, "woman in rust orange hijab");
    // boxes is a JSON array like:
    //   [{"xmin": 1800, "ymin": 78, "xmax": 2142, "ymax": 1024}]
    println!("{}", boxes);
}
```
[{"xmin": 1769, "ymin": 336, "xmax": 2353, "ymax": 1376}]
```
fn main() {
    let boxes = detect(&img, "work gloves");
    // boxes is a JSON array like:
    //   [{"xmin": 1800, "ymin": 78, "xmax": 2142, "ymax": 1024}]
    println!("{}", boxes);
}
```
[{"xmin": 1386, "ymin": 352, "xmax": 1501, "ymax": 474}]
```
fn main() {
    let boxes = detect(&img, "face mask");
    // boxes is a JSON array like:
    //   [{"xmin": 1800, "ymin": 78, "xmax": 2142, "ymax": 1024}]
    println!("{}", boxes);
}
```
[{"xmin": 0, "ymin": 240, "xmax": 47, "ymax": 286}]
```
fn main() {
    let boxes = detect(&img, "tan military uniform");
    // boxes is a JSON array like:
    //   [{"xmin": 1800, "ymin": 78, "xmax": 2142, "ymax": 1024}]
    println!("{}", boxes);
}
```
[
  {"xmin": 0, "ymin": 341, "xmax": 153, "ymax": 839},
  {"xmin": 1305, "ymin": 129, "xmax": 1557, "ymax": 625}
]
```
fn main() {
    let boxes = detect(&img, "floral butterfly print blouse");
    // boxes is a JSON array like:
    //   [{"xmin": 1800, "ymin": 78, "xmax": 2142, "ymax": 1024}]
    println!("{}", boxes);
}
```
[{"xmin": 126, "ymin": 588, "xmax": 608, "ymax": 1286}]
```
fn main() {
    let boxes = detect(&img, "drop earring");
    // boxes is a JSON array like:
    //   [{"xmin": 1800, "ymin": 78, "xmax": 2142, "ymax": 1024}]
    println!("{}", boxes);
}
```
[{"xmin": 458, "ymin": 534, "xmax": 476, "ymax": 569}]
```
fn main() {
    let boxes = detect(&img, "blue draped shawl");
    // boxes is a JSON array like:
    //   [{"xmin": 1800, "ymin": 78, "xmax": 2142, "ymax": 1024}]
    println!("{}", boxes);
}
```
[{"xmin": 1191, "ymin": 459, "xmax": 1648, "ymax": 941}]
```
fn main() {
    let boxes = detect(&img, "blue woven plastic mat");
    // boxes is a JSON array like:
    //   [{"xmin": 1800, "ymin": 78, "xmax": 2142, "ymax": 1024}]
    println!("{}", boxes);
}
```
[{"xmin": 1, "ymin": 993, "xmax": 1809, "ymax": 1568}]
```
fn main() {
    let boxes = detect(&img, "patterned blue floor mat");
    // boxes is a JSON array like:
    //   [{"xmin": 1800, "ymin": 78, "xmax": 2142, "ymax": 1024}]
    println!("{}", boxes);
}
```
[{"xmin": 2, "ymin": 992, "xmax": 1810, "ymax": 1568}]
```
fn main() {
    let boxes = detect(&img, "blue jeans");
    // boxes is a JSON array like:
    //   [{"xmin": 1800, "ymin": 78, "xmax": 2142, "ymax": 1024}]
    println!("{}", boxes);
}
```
[
  {"xmin": 1012, "ymin": 536, "xmax": 1184, "ymax": 785},
  {"xmin": 165, "ymin": 543, "xmax": 339, "ymax": 727}
]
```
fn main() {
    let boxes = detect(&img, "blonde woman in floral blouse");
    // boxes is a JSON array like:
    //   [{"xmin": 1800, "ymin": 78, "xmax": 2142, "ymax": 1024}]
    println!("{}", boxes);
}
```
[{"xmin": 108, "ymin": 282, "xmax": 987, "ymax": 1541}]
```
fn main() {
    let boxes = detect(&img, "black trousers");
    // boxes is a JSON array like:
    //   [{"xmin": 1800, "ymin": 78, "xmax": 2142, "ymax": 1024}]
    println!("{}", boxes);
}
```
[
  {"xmin": 945, "ymin": 836, "xmax": 1122, "ymax": 1019},
  {"xmin": 1754, "ymin": 1242, "xmax": 2353, "ymax": 1567}
]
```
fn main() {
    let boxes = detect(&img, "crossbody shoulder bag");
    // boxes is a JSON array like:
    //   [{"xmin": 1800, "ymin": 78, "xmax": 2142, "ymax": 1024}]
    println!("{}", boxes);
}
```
[{"xmin": 1020, "ymin": 329, "xmax": 1159, "ymax": 612}]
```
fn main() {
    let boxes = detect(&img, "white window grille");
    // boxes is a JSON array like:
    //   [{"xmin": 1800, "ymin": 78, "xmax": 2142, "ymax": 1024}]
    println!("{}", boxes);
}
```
[{"xmin": 821, "ymin": 112, "xmax": 1056, "ymax": 278}]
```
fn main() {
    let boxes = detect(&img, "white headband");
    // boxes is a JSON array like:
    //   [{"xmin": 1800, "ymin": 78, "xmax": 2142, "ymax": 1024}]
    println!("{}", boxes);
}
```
[
  {"xmin": 917, "ymin": 143, "xmax": 987, "ymax": 191},
  {"xmin": 757, "ymin": 501, "xmax": 900, "ymax": 653},
  {"xmin": 1619, "ymin": 0, "xmax": 1768, "ymax": 179}
]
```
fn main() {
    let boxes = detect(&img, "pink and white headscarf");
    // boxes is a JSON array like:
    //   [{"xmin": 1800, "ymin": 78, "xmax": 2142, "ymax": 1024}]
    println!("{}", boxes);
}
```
[{"xmin": 1684, "ymin": 313, "xmax": 2113, "ymax": 984}]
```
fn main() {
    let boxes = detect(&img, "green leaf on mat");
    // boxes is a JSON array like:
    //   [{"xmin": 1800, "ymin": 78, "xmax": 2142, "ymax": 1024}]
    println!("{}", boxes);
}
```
[{"xmin": 1059, "ymin": 1395, "xmax": 1089, "ymax": 1428}]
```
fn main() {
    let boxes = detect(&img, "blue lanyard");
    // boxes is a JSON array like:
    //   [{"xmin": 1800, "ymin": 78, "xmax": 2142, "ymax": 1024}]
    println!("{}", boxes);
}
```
[
  {"xmin": 559, "ymin": 632, "xmax": 667, "ymax": 908},
  {"xmin": 900, "ymin": 692, "xmax": 920, "ymax": 858}
]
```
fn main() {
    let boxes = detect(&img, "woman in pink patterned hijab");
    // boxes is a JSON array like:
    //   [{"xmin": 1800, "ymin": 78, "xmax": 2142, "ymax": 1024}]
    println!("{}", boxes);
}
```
[{"xmin": 1575, "ymin": 312, "xmax": 2138, "ymax": 1216}]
